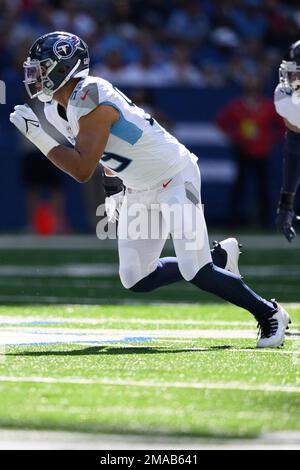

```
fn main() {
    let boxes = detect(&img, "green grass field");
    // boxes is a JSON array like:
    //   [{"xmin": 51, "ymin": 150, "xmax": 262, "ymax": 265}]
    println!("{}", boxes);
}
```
[{"xmin": 0, "ymin": 235, "xmax": 299, "ymax": 447}]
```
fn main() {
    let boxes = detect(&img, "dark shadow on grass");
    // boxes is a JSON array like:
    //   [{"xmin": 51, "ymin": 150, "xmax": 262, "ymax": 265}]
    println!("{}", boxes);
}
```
[{"xmin": 5, "ymin": 345, "xmax": 233, "ymax": 357}]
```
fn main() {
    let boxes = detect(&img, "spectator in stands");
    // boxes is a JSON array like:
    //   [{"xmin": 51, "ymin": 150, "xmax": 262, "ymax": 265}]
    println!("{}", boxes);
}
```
[
  {"xmin": 227, "ymin": 39, "xmax": 272, "ymax": 87},
  {"xmin": 92, "ymin": 48, "xmax": 128, "ymax": 86},
  {"xmin": 198, "ymin": 23, "xmax": 239, "ymax": 86},
  {"xmin": 118, "ymin": 47, "xmax": 166, "ymax": 87},
  {"xmin": 165, "ymin": 0, "xmax": 210, "ymax": 46},
  {"xmin": 50, "ymin": 3, "xmax": 97, "ymax": 40},
  {"xmin": 264, "ymin": 0, "xmax": 299, "ymax": 49},
  {"xmin": 160, "ymin": 45, "xmax": 204, "ymax": 87},
  {"xmin": 229, "ymin": 0, "xmax": 267, "ymax": 40},
  {"xmin": 216, "ymin": 76, "xmax": 284, "ymax": 228}
]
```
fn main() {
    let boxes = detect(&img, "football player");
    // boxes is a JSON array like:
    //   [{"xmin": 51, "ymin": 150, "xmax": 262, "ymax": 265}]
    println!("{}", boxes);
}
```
[
  {"xmin": 275, "ymin": 40, "xmax": 300, "ymax": 242},
  {"xmin": 10, "ymin": 32, "xmax": 290, "ymax": 347}
]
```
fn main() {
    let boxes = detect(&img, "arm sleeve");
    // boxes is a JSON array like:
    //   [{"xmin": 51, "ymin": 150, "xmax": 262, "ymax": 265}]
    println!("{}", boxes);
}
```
[{"xmin": 281, "ymin": 128, "xmax": 300, "ymax": 193}]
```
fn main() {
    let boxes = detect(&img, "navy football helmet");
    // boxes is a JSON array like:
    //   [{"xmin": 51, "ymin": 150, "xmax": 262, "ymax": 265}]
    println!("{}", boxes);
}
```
[
  {"xmin": 23, "ymin": 31, "xmax": 90, "ymax": 102},
  {"xmin": 279, "ymin": 40, "xmax": 300, "ymax": 102}
]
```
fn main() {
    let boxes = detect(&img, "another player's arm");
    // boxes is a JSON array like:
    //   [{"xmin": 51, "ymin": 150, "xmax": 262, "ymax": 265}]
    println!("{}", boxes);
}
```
[
  {"xmin": 47, "ymin": 105, "xmax": 119, "ymax": 182},
  {"xmin": 276, "ymin": 118, "xmax": 300, "ymax": 242}
]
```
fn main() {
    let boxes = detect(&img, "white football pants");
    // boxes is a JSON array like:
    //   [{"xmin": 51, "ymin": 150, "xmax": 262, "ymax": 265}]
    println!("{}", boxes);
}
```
[{"xmin": 118, "ymin": 155, "xmax": 212, "ymax": 288}]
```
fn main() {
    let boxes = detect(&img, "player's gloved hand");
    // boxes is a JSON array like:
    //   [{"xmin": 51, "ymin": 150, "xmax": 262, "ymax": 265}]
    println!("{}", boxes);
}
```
[
  {"xmin": 9, "ymin": 104, "xmax": 58, "ymax": 156},
  {"xmin": 102, "ymin": 169, "xmax": 124, "ymax": 223},
  {"xmin": 105, "ymin": 191, "xmax": 124, "ymax": 223},
  {"xmin": 276, "ymin": 192, "xmax": 300, "ymax": 242},
  {"xmin": 276, "ymin": 208, "xmax": 300, "ymax": 242}
]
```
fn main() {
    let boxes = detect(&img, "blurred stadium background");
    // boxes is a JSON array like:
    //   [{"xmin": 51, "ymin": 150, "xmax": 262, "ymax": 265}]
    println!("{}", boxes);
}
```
[{"xmin": 1, "ymin": 0, "xmax": 300, "ymax": 233}]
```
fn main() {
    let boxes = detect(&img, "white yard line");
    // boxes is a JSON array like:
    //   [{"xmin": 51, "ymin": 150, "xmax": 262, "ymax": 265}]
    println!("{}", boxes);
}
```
[
  {"xmin": 0, "ymin": 327, "xmax": 273, "ymax": 339},
  {"xmin": 0, "ymin": 316, "xmax": 298, "ymax": 328},
  {"xmin": 2, "ymin": 326, "xmax": 299, "ymax": 339},
  {"xmin": 0, "ymin": 316, "xmax": 260, "ymax": 326},
  {"xmin": 0, "ymin": 325, "xmax": 299, "ymax": 346},
  {"xmin": 0, "ymin": 375, "xmax": 299, "ymax": 394},
  {"xmin": 0, "ymin": 234, "xmax": 298, "ymax": 250},
  {"xmin": 0, "ymin": 263, "xmax": 300, "ymax": 278}
]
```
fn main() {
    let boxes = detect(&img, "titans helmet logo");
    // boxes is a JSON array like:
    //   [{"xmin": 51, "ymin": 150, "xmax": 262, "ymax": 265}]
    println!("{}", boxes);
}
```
[{"xmin": 53, "ymin": 36, "xmax": 79, "ymax": 60}]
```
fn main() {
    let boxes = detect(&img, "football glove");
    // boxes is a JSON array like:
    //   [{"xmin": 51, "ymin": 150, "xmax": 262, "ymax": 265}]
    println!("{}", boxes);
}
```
[
  {"xmin": 276, "ymin": 208, "xmax": 300, "ymax": 242},
  {"xmin": 276, "ymin": 191, "xmax": 300, "ymax": 242},
  {"xmin": 9, "ymin": 104, "xmax": 58, "ymax": 156},
  {"xmin": 105, "ymin": 190, "xmax": 124, "ymax": 223}
]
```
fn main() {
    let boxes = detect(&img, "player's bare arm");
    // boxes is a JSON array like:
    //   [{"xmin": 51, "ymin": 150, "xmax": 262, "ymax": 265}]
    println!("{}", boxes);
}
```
[
  {"xmin": 284, "ymin": 118, "xmax": 300, "ymax": 133},
  {"xmin": 47, "ymin": 105, "xmax": 119, "ymax": 182},
  {"xmin": 10, "ymin": 102, "xmax": 118, "ymax": 182}
]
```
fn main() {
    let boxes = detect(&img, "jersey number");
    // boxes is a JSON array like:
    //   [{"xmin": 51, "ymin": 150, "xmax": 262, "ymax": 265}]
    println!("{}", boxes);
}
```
[
  {"xmin": 102, "ymin": 88, "xmax": 135, "ymax": 172},
  {"xmin": 102, "ymin": 152, "xmax": 132, "ymax": 173},
  {"xmin": 103, "ymin": 88, "xmax": 153, "ymax": 173}
]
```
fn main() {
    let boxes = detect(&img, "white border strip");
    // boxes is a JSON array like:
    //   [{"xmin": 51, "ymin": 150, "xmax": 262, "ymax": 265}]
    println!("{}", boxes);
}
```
[{"xmin": 0, "ymin": 428, "xmax": 299, "ymax": 450}]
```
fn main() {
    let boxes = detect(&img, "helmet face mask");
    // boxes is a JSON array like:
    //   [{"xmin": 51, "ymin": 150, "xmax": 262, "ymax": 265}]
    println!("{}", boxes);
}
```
[
  {"xmin": 23, "ymin": 32, "xmax": 90, "ymax": 101},
  {"xmin": 23, "ymin": 58, "xmax": 57, "ymax": 100},
  {"xmin": 279, "ymin": 61, "xmax": 300, "ymax": 89}
]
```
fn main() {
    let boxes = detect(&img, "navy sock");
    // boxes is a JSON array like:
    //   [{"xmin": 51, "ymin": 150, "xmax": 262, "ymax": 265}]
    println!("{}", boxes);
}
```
[
  {"xmin": 129, "ymin": 257, "xmax": 183, "ymax": 292},
  {"xmin": 191, "ymin": 262, "xmax": 274, "ymax": 318},
  {"xmin": 129, "ymin": 249, "xmax": 241, "ymax": 294}
]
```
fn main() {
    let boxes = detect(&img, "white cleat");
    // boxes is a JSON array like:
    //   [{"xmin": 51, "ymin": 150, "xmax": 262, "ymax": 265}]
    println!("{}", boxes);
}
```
[
  {"xmin": 212, "ymin": 237, "xmax": 242, "ymax": 277},
  {"xmin": 256, "ymin": 301, "xmax": 291, "ymax": 348}
]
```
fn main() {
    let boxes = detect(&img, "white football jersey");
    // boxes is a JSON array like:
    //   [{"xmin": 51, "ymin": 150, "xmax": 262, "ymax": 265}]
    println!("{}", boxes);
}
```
[
  {"xmin": 44, "ymin": 76, "xmax": 192, "ymax": 189},
  {"xmin": 274, "ymin": 83, "xmax": 300, "ymax": 128}
]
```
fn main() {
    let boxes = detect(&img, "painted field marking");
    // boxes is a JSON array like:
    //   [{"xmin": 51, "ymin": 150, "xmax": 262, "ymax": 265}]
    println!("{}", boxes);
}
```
[
  {"xmin": 0, "ymin": 317, "xmax": 288, "ymax": 326},
  {"xmin": 0, "ymin": 330, "xmax": 152, "ymax": 347},
  {"xmin": 0, "ymin": 375, "xmax": 299, "ymax": 394},
  {"xmin": 0, "ymin": 328, "xmax": 266, "ymax": 344},
  {"xmin": 0, "ymin": 324, "xmax": 299, "ymax": 347},
  {"xmin": 0, "ymin": 317, "xmax": 266, "ymax": 327}
]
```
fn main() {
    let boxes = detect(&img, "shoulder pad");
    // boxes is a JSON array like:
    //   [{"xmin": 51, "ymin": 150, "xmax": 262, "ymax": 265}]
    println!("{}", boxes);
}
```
[{"xmin": 70, "ymin": 81, "xmax": 100, "ymax": 119}]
